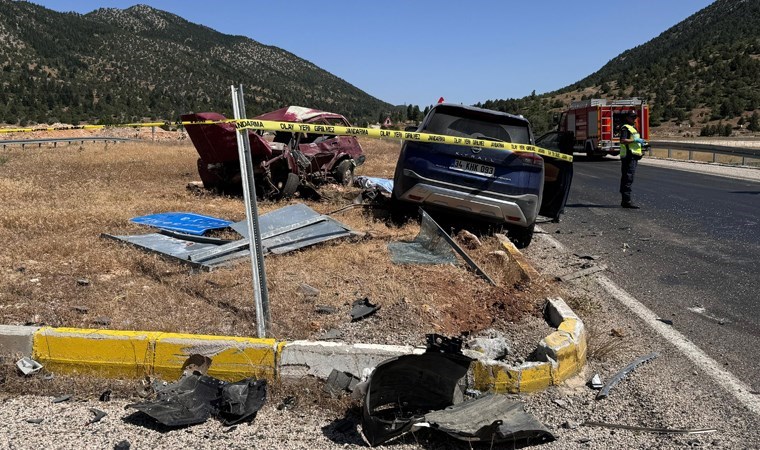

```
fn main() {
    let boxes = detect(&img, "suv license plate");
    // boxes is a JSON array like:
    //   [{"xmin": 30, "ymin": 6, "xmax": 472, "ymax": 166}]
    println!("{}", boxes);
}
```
[{"xmin": 451, "ymin": 159, "xmax": 495, "ymax": 177}]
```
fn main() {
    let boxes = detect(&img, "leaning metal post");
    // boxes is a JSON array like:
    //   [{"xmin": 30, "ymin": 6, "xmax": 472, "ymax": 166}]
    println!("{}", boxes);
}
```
[{"xmin": 231, "ymin": 85, "xmax": 270, "ymax": 337}]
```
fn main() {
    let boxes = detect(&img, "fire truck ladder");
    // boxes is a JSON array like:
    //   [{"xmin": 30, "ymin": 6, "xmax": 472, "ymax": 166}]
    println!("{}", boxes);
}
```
[{"xmin": 600, "ymin": 111, "xmax": 612, "ymax": 144}]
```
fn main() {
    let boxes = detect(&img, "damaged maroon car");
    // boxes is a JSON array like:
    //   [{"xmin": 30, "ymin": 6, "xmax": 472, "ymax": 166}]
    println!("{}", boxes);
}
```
[{"xmin": 182, "ymin": 106, "xmax": 365, "ymax": 198}]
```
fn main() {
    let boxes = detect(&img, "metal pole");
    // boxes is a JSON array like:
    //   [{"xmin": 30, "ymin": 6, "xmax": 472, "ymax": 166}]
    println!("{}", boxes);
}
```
[{"xmin": 231, "ymin": 85, "xmax": 270, "ymax": 337}]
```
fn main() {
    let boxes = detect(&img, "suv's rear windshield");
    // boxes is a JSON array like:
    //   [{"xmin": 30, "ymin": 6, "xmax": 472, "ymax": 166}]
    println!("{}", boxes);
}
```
[{"xmin": 423, "ymin": 110, "xmax": 531, "ymax": 144}]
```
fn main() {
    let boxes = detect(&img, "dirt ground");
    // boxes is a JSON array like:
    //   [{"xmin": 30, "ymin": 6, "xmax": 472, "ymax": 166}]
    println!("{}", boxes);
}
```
[{"xmin": 0, "ymin": 136, "xmax": 556, "ymax": 355}]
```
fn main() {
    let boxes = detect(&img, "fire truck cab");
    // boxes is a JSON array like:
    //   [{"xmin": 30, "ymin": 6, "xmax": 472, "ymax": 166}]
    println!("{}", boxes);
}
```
[{"xmin": 559, "ymin": 98, "xmax": 649, "ymax": 158}]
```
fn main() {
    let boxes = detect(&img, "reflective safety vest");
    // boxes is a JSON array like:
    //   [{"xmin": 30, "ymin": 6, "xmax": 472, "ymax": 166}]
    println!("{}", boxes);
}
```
[{"xmin": 620, "ymin": 124, "xmax": 642, "ymax": 158}]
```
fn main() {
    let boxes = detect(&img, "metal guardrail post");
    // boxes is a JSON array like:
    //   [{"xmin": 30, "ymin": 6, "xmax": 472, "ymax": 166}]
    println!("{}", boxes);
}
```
[{"xmin": 231, "ymin": 85, "xmax": 270, "ymax": 338}]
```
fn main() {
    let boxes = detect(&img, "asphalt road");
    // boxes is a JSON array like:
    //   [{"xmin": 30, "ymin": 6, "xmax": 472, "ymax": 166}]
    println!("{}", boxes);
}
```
[{"xmin": 537, "ymin": 156, "xmax": 760, "ymax": 391}]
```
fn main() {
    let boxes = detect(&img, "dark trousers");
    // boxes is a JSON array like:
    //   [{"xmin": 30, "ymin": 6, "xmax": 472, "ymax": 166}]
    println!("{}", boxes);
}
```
[{"xmin": 620, "ymin": 155, "xmax": 637, "ymax": 204}]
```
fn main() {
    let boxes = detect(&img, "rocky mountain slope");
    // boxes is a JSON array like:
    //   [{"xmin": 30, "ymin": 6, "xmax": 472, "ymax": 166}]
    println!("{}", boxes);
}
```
[{"xmin": 0, "ymin": 1, "xmax": 391, "ymax": 126}]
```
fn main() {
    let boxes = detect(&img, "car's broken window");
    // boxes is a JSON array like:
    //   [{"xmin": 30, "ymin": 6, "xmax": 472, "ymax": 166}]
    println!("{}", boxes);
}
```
[
  {"xmin": 272, "ymin": 131, "xmax": 292, "ymax": 144},
  {"xmin": 300, "ymin": 117, "xmax": 342, "ymax": 144}
]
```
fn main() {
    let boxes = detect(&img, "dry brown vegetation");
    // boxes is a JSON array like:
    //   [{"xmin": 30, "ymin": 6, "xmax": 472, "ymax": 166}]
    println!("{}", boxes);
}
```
[{"xmin": 0, "ymin": 136, "xmax": 553, "ymax": 347}]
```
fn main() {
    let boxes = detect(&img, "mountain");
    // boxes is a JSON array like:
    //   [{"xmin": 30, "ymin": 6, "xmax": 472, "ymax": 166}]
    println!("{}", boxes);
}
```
[
  {"xmin": 478, "ymin": 0, "xmax": 760, "ymax": 135},
  {"xmin": 0, "ymin": 1, "xmax": 392, "ymax": 126}
]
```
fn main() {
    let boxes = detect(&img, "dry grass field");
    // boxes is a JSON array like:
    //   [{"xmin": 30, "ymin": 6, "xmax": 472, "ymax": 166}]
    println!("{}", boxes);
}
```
[{"xmin": 0, "ymin": 136, "xmax": 554, "ymax": 349}]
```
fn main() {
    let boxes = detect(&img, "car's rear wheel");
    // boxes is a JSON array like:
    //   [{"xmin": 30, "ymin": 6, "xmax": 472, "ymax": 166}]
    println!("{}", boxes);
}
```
[
  {"xmin": 334, "ymin": 160, "xmax": 354, "ymax": 186},
  {"xmin": 508, "ymin": 223, "xmax": 535, "ymax": 249}
]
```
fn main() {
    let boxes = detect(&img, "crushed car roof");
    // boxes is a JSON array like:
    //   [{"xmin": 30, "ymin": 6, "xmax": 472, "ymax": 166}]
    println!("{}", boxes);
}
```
[{"xmin": 254, "ymin": 106, "xmax": 346, "ymax": 123}]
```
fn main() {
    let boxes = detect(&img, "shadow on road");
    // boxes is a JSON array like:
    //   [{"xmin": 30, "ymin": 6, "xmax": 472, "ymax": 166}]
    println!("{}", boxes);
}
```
[
  {"xmin": 571, "ymin": 154, "xmax": 618, "ymax": 163},
  {"xmin": 565, "ymin": 203, "xmax": 620, "ymax": 208}
]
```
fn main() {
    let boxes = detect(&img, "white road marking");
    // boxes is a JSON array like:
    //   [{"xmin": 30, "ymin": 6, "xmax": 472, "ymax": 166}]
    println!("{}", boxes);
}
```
[{"xmin": 537, "ymin": 230, "xmax": 760, "ymax": 417}]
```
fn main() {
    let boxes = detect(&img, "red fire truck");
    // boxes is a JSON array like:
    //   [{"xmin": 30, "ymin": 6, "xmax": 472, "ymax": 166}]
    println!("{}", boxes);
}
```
[{"xmin": 558, "ymin": 98, "xmax": 649, "ymax": 157}]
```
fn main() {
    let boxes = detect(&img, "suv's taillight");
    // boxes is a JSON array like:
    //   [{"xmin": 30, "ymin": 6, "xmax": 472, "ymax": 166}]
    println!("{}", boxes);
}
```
[{"xmin": 517, "ymin": 152, "xmax": 543, "ymax": 166}]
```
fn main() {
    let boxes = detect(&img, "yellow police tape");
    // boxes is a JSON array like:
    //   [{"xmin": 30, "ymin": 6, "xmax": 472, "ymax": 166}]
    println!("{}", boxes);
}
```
[{"xmin": 0, "ymin": 119, "xmax": 573, "ymax": 162}]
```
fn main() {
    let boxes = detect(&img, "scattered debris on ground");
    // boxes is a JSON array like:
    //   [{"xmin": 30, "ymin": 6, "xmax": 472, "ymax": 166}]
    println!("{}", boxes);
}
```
[
  {"xmin": 349, "ymin": 298, "xmax": 380, "ymax": 322},
  {"xmin": 597, "ymin": 352, "xmax": 659, "ymax": 400},
  {"xmin": 558, "ymin": 264, "xmax": 607, "ymax": 282},
  {"xmin": 582, "ymin": 421, "xmax": 717, "ymax": 435},
  {"xmin": 16, "ymin": 357, "xmax": 42, "ymax": 376},
  {"xmin": 105, "ymin": 203, "xmax": 361, "ymax": 270},
  {"xmin": 127, "ymin": 372, "xmax": 267, "ymax": 428},
  {"xmin": 360, "ymin": 334, "xmax": 554, "ymax": 446}
]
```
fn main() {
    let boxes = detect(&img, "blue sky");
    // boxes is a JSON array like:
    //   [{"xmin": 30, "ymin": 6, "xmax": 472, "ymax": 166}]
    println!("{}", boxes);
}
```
[{"xmin": 32, "ymin": 0, "xmax": 715, "ymax": 107}]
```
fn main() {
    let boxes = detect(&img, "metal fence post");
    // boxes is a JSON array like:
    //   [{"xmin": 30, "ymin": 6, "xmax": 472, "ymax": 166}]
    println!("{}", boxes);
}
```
[{"xmin": 231, "ymin": 85, "xmax": 270, "ymax": 338}]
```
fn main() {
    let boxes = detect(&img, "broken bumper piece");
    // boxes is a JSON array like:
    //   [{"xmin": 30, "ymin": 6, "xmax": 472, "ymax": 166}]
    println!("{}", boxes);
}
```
[
  {"xmin": 127, "ymin": 373, "xmax": 267, "ymax": 428},
  {"xmin": 421, "ymin": 393, "xmax": 554, "ymax": 444},
  {"xmin": 361, "ymin": 350, "xmax": 553, "ymax": 446}
]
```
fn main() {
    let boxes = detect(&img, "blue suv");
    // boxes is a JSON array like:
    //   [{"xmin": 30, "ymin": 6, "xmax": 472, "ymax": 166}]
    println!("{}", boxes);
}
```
[{"xmin": 392, "ymin": 103, "xmax": 573, "ymax": 247}]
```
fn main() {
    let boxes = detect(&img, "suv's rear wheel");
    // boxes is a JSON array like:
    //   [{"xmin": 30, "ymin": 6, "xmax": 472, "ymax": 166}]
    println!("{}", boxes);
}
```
[{"xmin": 508, "ymin": 223, "xmax": 535, "ymax": 249}]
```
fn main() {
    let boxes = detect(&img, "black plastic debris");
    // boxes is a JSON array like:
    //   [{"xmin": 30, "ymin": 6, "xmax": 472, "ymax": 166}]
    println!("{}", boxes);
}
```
[
  {"xmin": 656, "ymin": 318, "xmax": 674, "ymax": 326},
  {"xmin": 362, "ymin": 352, "xmax": 472, "ymax": 445},
  {"xmin": 350, "ymin": 298, "xmax": 379, "ymax": 322},
  {"xmin": 52, "ymin": 394, "xmax": 72, "ymax": 404},
  {"xmin": 128, "ymin": 373, "xmax": 223, "ymax": 427},
  {"xmin": 423, "ymin": 393, "xmax": 554, "ymax": 444},
  {"xmin": 217, "ymin": 378, "xmax": 267, "ymax": 426},
  {"xmin": 99, "ymin": 390, "xmax": 112, "ymax": 402},
  {"xmin": 427, "ymin": 334, "xmax": 463, "ymax": 354},
  {"xmin": 114, "ymin": 440, "xmax": 131, "ymax": 450},
  {"xmin": 25, "ymin": 418, "xmax": 44, "ymax": 424},
  {"xmin": 127, "ymin": 372, "xmax": 267, "ymax": 428},
  {"xmin": 361, "ymin": 335, "xmax": 553, "ymax": 446},
  {"xmin": 88, "ymin": 408, "xmax": 107, "ymax": 425},
  {"xmin": 323, "ymin": 369, "xmax": 360, "ymax": 396}
]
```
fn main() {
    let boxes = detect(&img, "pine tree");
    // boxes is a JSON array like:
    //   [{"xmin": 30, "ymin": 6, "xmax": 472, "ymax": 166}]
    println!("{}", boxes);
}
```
[{"xmin": 748, "ymin": 111, "xmax": 760, "ymax": 131}]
